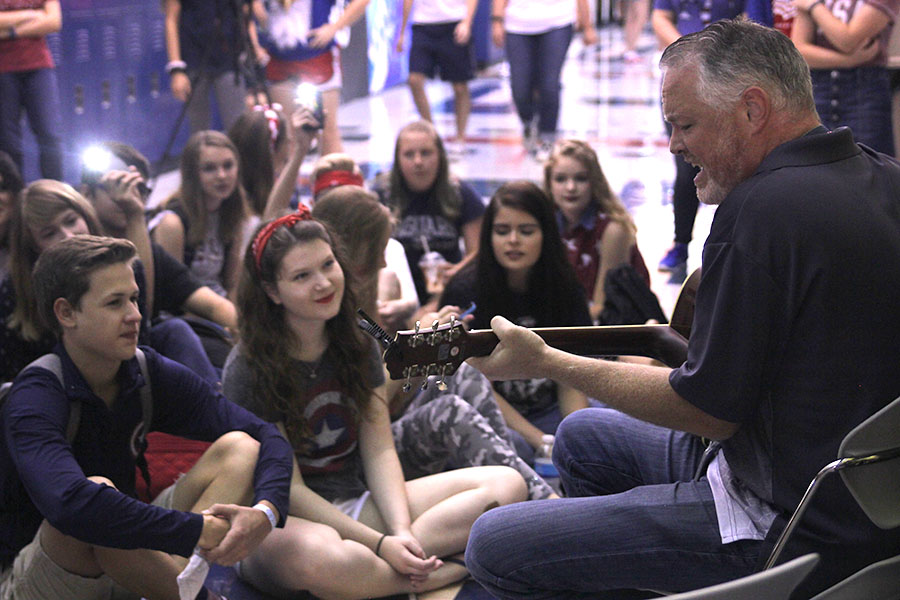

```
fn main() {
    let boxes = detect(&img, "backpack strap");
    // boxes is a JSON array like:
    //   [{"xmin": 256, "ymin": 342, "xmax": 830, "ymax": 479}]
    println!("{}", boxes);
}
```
[
  {"xmin": 15, "ymin": 354, "xmax": 83, "ymax": 445},
  {"xmin": 133, "ymin": 348, "xmax": 154, "ymax": 497},
  {"xmin": 4, "ymin": 351, "xmax": 154, "ymax": 494}
]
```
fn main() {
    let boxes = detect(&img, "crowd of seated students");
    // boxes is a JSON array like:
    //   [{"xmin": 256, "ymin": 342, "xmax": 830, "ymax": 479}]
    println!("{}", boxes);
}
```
[{"xmin": 0, "ymin": 97, "xmax": 676, "ymax": 600}]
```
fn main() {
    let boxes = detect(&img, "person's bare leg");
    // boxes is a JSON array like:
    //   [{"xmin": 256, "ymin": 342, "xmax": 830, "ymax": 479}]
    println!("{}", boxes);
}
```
[
  {"xmin": 359, "ymin": 465, "xmax": 528, "ymax": 559},
  {"xmin": 624, "ymin": 0, "xmax": 649, "ymax": 54},
  {"xmin": 267, "ymin": 79, "xmax": 298, "ymax": 116},
  {"xmin": 451, "ymin": 81, "xmax": 471, "ymax": 142},
  {"xmin": 238, "ymin": 517, "xmax": 465, "ymax": 600},
  {"xmin": 409, "ymin": 72, "xmax": 433, "ymax": 123},
  {"xmin": 320, "ymin": 88, "xmax": 343, "ymax": 155},
  {"xmin": 39, "ymin": 476, "xmax": 181, "ymax": 600},
  {"xmin": 169, "ymin": 431, "xmax": 259, "ymax": 514}
]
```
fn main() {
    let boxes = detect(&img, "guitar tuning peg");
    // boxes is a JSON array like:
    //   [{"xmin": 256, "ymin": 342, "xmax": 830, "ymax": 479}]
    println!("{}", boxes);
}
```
[
  {"xmin": 420, "ymin": 378, "xmax": 429, "ymax": 391},
  {"xmin": 436, "ymin": 363, "xmax": 450, "ymax": 391},
  {"xmin": 402, "ymin": 367, "xmax": 413, "ymax": 392},
  {"xmin": 431, "ymin": 319, "xmax": 440, "ymax": 332}
]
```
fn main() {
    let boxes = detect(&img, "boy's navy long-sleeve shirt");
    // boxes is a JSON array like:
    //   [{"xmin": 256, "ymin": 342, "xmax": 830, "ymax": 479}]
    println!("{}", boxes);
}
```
[{"xmin": 0, "ymin": 345, "xmax": 294, "ymax": 569}]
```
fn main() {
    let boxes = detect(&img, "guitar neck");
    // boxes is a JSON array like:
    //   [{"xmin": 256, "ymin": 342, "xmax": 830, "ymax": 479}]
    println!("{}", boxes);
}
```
[{"xmin": 462, "ymin": 324, "xmax": 689, "ymax": 368}]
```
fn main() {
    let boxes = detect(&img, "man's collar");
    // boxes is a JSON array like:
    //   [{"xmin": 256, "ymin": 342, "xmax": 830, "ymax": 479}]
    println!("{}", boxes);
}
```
[{"xmin": 754, "ymin": 126, "xmax": 860, "ymax": 175}]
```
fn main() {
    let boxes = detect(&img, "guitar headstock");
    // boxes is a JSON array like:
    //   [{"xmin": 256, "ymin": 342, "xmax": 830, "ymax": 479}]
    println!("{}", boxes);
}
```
[{"xmin": 383, "ymin": 319, "xmax": 473, "ymax": 385}]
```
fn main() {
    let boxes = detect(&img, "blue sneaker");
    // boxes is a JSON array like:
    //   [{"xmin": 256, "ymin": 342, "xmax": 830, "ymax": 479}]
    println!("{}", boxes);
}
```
[{"xmin": 658, "ymin": 243, "xmax": 687, "ymax": 272}]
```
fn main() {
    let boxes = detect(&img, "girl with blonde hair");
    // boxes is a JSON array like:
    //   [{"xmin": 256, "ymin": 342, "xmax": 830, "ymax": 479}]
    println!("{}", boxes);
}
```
[
  {"xmin": 543, "ymin": 138, "xmax": 650, "ymax": 321},
  {"xmin": 1, "ymin": 180, "xmax": 101, "ymax": 380}
]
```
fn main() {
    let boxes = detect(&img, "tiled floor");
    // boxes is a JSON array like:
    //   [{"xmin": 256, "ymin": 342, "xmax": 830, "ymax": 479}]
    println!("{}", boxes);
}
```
[{"xmin": 198, "ymin": 22, "xmax": 716, "ymax": 600}]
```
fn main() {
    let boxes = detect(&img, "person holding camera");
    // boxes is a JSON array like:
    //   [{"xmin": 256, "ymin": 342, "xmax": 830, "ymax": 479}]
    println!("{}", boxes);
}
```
[
  {"xmin": 251, "ymin": 0, "xmax": 371, "ymax": 155},
  {"xmin": 228, "ymin": 102, "xmax": 321, "ymax": 219},
  {"xmin": 81, "ymin": 142, "xmax": 237, "ymax": 383}
]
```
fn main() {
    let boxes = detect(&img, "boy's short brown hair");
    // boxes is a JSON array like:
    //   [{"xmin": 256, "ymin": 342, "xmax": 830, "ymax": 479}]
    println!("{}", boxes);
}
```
[{"xmin": 32, "ymin": 235, "xmax": 137, "ymax": 335}]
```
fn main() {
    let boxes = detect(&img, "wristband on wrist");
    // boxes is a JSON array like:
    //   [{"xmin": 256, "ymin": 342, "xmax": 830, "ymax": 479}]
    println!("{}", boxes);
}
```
[
  {"xmin": 252, "ymin": 502, "xmax": 277, "ymax": 529},
  {"xmin": 374, "ymin": 533, "xmax": 387, "ymax": 557},
  {"xmin": 165, "ymin": 60, "xmax": 187, "ymax": 75}
]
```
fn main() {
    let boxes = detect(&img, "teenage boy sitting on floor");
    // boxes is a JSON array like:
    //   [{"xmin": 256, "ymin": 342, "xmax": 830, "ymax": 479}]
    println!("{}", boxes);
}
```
[{"xmin": 0, "ymin": 235, "xmax": 293, "ymax": 600}]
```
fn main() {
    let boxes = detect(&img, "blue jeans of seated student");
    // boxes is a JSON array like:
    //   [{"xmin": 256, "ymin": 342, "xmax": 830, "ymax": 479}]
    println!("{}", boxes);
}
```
[
  {"xmin": 505, "ymin": 25, "xmax": 573, "ymax": 138},
  {"xmin": 149, "ymin": 317, "xmax": 220, "ymax": 388},
  {"xmin": 811, "ymin": 66, "xmax": 894, "ymax": 156},
  {"xmin": 0, "ymin": 68, "xmax": 64, "ymax": 180},
  {"xmin": 466, "ymin": 408, "xmax": 763, "ymax": 599}
]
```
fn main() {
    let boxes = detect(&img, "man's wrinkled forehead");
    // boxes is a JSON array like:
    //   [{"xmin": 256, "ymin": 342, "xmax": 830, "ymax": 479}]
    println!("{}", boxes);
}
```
[{"xmin": 661, "ymin": 65, "xmax": 701, "ymax": 124}]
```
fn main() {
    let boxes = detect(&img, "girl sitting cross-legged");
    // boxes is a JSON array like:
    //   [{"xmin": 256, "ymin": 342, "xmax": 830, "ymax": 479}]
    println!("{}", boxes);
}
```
[{"xmin": 221, "ymin": 207, "xmax": 528, "ymax": 599}]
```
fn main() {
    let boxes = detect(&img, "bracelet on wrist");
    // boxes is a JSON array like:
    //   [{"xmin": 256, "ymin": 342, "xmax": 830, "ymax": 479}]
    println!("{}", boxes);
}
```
[
  {"xmin": 374, "ymin": 533, "xmax": 388, "ymax": 557},
  {"xmin": 252, "ymin": 502, "xmax": 277, "ymax": 529},
  {"xmin": 165, "ymin": 59, "xmax": 187, "ymax": 75},
  {"xmin": 491, "ymin": 15, "xmax": 504, "ymax": 22},
  {"xmin": 8, "ymin": 27, "xmax": 17, "ymax": 40}
]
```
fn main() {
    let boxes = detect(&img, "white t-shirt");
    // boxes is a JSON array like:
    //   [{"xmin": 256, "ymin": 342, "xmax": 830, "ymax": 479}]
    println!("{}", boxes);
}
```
[
  {"xmin": 504, "ymin": 0, "xmax": 575, "ymax": 34},
  {"xmin": 412, "ymin": 0, "xmax": 468, "ymax": 24},
  {"xmin": 384, "ymin": 238, "xmax": 418, "ymax": 308}
]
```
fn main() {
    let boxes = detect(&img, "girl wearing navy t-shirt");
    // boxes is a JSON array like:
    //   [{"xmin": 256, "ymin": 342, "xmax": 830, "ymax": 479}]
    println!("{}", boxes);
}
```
[{"xmin": 377, "ymin": 120, "xmax": 484, "ymax": 308}]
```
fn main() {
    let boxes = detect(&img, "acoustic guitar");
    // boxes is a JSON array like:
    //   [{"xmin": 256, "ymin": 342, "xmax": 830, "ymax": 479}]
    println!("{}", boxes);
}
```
[{"xmin": 359, "ymin": 269, "xmax": 700, "ymax": 391}]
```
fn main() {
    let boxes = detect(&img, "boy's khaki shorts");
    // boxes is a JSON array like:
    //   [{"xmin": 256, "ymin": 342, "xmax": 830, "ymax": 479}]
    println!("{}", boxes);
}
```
[
  {"xmin": 0, "ymin": 481, "xmax": 180, "ymax": 600},
  {"xmin": 0, "ymin": 534, "xmax": 136, "ymax": 600}
]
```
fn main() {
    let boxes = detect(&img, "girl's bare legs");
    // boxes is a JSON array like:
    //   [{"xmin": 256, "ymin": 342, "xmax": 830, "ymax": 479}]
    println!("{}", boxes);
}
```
[
  {"xmin": 382, "ymin": 465, "xmax": 528, "ymax": 557},
  {"xmin": 238, "ymin": 466, "xmax": 527, "ymax": 599},
  {"xmin": 238, "ymin": 518, "xmax": 465, "ymax": 599}
]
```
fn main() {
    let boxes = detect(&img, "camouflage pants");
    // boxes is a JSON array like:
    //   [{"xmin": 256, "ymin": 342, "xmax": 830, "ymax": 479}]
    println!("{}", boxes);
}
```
[{"xmin": 392, "ymin": 363, "xmax": 555, "ymax": 500}]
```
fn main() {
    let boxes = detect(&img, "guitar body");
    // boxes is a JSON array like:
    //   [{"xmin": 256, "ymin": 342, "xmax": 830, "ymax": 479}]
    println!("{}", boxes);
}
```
[{"xmin": 381, "ymin": 269, "xmax": 700, "ymax": 382}]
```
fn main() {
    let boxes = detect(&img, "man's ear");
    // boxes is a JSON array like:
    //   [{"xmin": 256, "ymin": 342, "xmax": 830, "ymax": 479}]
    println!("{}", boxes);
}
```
[
  {"xmin": 53, "ymin": 297, "xmax": 78, "ymax": 329},
  {"xmin": 741, "ymin": 86, "xmax": 771, "ymax": 133}
]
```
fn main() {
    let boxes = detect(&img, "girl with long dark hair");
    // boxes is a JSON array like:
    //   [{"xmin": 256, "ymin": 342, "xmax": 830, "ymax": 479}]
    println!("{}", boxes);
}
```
[
  {"xmin": 221, "ymin": 207, "xmax": 527, "ymax": 598},
  {"xmin": 440, "ymin": 180, "xmax": 593, "ymax": 461}
]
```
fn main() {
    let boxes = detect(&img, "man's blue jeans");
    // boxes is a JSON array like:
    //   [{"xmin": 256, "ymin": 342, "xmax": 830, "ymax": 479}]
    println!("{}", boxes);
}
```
[
  {"xmin": 0, "ymin": 68, "xmax": 64, "ymax": 180},
  {"xmin": 466, "ymin": 408, "xmax": 762, "ymax": 599},
  {"xmin": 504, "ymin": 25, "xmax": 573, "ymax": 137}
]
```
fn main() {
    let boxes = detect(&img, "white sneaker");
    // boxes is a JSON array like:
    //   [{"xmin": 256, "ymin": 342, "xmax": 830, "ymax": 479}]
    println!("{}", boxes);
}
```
[
  {"xmin": 534, "ymin": 139, "xmax": 554, "ymax": 162},
  {"xmin": 445, "ymin": 140, "xmax": 467, "ymax": 160},
  {"xmin": 522, "ymin": 121, "xmax": 537, "ymax": 154}
]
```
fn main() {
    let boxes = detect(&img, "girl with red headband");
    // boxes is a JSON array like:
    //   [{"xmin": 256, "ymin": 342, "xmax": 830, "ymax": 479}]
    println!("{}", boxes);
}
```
[
  {"xmin": 222, "ymin": 208, "xmax": 528, "ymax": 597},
  {"xmin": 310, "ymin": 152, "xmax": 420, "ymax": 335}
]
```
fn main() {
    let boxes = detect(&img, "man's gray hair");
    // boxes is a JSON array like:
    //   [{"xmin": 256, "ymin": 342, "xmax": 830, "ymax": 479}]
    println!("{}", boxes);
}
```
[{"xmin": 659, "ymin": 17, "xmax": 816, "ymax": 115}]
